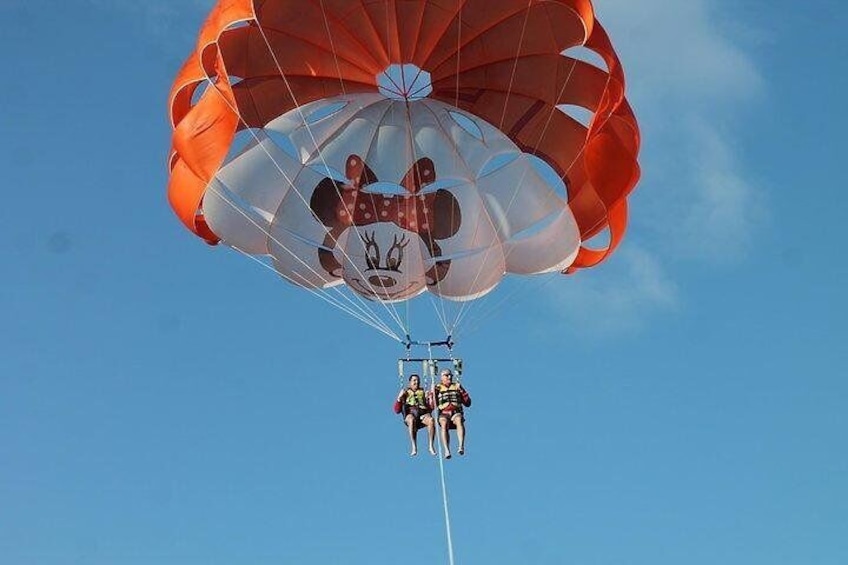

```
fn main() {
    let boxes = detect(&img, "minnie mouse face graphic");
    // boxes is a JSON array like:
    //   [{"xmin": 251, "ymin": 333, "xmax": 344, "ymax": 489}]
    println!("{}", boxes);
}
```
[{"xmin": 309, "ymin": 154, "xmax": 461, "ymax": 302}]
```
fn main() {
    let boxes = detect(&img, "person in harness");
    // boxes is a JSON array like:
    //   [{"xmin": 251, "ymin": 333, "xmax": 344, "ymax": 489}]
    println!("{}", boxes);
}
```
[
  {"xmin": 393, "ymin": 374, "xmax": 437, "ymax": 456},
  {"xmin": 435, "ymin": 369, "xmax": 471, "ymax": 459}
]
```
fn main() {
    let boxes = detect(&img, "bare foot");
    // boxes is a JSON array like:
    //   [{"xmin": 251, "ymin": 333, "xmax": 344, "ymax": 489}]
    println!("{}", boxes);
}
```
[
  {"xmin": 444, "ymin": 451, "xmax": 452, "ymax": 460},
  {"xmin": 429, "ymin": 446, "xmax": 437, "ymax": 456},
  {"xmin": 410, "ymin": 448, "xmax": 418, "ymax": 456}
]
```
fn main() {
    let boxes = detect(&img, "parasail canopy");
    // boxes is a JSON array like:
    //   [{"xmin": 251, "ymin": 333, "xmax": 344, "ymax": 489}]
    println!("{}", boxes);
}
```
[{"xmin": 167, "ymin": 0, "xmax": 640, "ymax": 337}]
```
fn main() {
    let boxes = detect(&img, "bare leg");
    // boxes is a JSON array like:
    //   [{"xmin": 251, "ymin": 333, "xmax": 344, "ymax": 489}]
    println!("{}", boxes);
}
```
[
  {"xmin": 438, "ymin": 415, "xmax": 451, "ymax": 459},
  {"xmin": 454, "ymin": 415, "xmax": 466, "ymax": 455},
  {"xmin": 423, "ymin": 415, "xmax": 437, "ymax": 455},
  {"xmin": 405, "ymin": 415, "xmax": 418, "ymax": 456}
]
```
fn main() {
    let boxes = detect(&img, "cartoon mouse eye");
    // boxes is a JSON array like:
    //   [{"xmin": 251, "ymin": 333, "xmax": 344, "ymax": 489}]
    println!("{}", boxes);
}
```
[
  {"xmin": 386, "ymin": 234, "xmax": 408, "ymax": 272},
  {"xmin": 361, "ymin": 231, "xmax": 380, "ymax": 271}
]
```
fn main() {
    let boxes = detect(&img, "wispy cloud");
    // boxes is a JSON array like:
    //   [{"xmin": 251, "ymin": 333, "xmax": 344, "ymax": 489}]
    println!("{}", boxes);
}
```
[
  {"xmin": 546, "ymin": 0, "xmax": 766, "ymax": 334},
  {"xmin": 600, "ymin": 0, "xmax": 766, "ymax": 262},
  {"xmin": 601, "ymin": 0, "xmax": 763, "ymax": 105},
  {"xmin": 549, "ymin": 245, "xmax": 679, "ymax": 337},
  {"xmin": 677, "ymin": 118, "xmax": 768, "ymax": 262}
]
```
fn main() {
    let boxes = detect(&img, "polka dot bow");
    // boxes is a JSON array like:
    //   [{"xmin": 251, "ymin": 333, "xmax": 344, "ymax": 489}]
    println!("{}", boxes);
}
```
[{"xmin": 335, "ymin": 155, "xmax": 440, "ymax": 233}]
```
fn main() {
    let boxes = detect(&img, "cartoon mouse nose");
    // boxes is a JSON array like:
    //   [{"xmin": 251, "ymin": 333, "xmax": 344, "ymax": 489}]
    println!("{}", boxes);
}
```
[{"xmin": 368, "ymin": 275, "xmax": 397, "ymax": 288}]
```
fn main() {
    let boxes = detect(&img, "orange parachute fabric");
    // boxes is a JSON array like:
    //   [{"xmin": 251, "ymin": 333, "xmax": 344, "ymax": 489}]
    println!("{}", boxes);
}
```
[{"xmin": 168, "ymin": 0, "xmax": 640, "ymax": 273}]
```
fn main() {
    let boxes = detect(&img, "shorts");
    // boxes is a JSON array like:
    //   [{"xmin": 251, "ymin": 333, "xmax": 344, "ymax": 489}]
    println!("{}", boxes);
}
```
[
  {"xmin": 438, "ymin": 410, "xmax": 464, "ymax": 429},
  {"xmin": 403, "ymin": 407, "xmax": 432, "ymax": 427}
]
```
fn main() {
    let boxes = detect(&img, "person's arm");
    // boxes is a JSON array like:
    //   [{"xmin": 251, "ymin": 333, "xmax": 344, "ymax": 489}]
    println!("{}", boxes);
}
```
[
  {"xmin": 393, "ymin": 389, "xmax": 406, "ymax": 414},
  {"xmin": 460, "ymin": 386, "xmax": 471, "ymax": 407}
]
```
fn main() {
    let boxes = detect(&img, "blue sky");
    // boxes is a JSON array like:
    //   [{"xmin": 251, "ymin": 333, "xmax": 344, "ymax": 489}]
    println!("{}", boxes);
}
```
[{"xmin": 1, "ymin": 1, "xmax": 846, "ymax": 564}]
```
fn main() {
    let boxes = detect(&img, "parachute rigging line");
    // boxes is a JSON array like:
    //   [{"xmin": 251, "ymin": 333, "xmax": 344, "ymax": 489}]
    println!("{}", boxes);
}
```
[
  {"xmin": 195, "ymin": 85, "xmax": 409, "ymax": 338},
  {"xmin": 231, "ymin": 245, "xmax": 403, "ymax": 341},
  {"xmin": 498, "ymin": 0, "xmax": 536, "ymax": 132},
  {"xmin": 317, "ymin": 0, "xmax": 347, "ymax": 96},
  {"xmin": 198, "ymin": 169, "xmax": 401, "ymax": 337},
  {"xmin": 198, "ymin": 54, "xmax": 411, "ymax": 339},
  {"xmin": 447, "ymin": 22, "xmax": 586, "ymax": 338},
  {"xmin": 428, "ymin": 344, "xmax": 456, "ymax": 565},
  {"xmin": 421, "ymin": 0, "xmax": 542, "ymax": 336},
  {"xmin": 168, "ymin": 0, "xmax": 642, "ymax": 346},
  {"xmin": 252, "ymin": 20, "xmax": 411, "ymax": 333}
]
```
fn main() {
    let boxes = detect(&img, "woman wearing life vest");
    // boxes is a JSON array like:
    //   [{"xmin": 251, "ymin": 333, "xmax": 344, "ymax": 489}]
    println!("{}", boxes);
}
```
[
  {"xmin": 393, "ymin": 374, "xmax": 437, "ymax": 456},
  {"xmin": 435, "ymin": 369, "xmax": 471, "ymax": 459}
]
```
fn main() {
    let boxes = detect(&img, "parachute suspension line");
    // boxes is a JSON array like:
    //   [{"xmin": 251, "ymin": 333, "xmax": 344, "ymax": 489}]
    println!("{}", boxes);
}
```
[
  {"xmin": 382, "ymin": 0, "xmax": 424, "ymax": 339},
  {"xmin": 427, "ymin": 1, "xmax": 465, "ymax": 340},
  {"xmin": 427, "ymin": 345, "xmax": 456, "ymax": 565},
  {"xmin": 451, "ymin": 141, "xmax": 572, "ymax": 334},
  {"xmin": 432, "ymin": 0, "xmax": 464, "ymax": 341},
  {"xmin": 428, "ymin": 295, "xmax": 451, "ymax": 339},
  {"xmin": 199, "ymin": 185, "xmax": 386, "ymax": 335},
  {"xmin": 249, "ymin": 27, "xmax": 410, "ymax": 339},
  {"xmin": 392, "ymin": 0, "xmax": 452, "ymax": 103},
  {"xmin": 399, "ymin": 103, "xmax": 414, "ymax": 342},
  {"xmin": 375, "ymin": 2, "xmax": 405, "ymax": 95},
  {"xmin": 367, "ymin": 70, "xmax": 454, "ymax": 339},
  {"xmin": 252, "ymin": 22, "xmax": 410, "ymax": 338},
  {"xmin": 446, "ymin": 152, "xmax": 539, "ymax": 335},
  {"xmin": 384, "ymin": 1, "xmax": 393, "ymax": 62},
  {"xmin": 201, "ymin": 178, "xmax": 402, "ymax": 340},
  {"xmin": 446, "ymin": 0, "xmax": 538, "ymax": 336},
  {"xmin": 317, "ymin": 0, "xmax": 346, "ymax": 96},
  {"xmin": 454, "ymin": 61, "xmax": 585, "ymax": 336},
  {"xmin": 196, "ymin": 80, "xmax": 405, "ymax": 337},
  {"xmin": 433, "ymin": 114, "xmax": 495, "ymax": 335},
  {"xmin": 454, "ymin": 1, "xmax": 462, "ymax": 112},
  {"xmin": 411, "ymin": 100, "xmax": 485, "ymax": 337},
  {"xmin": 397, "ymin": 102, "xmax": 452, "ymax": 340},
  {"xmin": 411, "ymin": 99, "xmax": 481, "ymax": 337},
  {"xmin": 523, "ymin": 46, "xmax": 621, "ymax": 202},
  {"xmin": 450, "ymin": 32, "xmax": 596, "ymax": 337},
  {"xmin": 197, "ymin": 80, "xmax": 409, "ymax": 342},
  {"xmin": 232, "ymin": 248, "xmax": 403, "ymax": 342},
  {"xmin": 534, "ymin": 59, "xmax": 580, "ymax": 168},
  {"xmin": 498, "ymin": 0, "xmax": 535, "ymax": 132},
  {"xmin": 456, "ymin": 55, "xmax": 622, "ymax": 336},
  {"xmin": 455, "ymin": 273, "xmax": 558, "ymax": 342}
]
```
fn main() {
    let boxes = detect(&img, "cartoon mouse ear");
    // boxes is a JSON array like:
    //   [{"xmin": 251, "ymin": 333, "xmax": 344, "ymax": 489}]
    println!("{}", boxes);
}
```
[
  {"xmin": 429, "ymin": 189, "xmax": 462, "ymax": 240},
  {"xmin": 309, "ymin": 177, "xmax": 346, "ymax": 229},
  {"xmin": 401, "ymin": 158, "xmax": 436, "ymax": 194},
  {"xmin": 345, "ymin": 154, "xmax": 377, "ymax": 188}
]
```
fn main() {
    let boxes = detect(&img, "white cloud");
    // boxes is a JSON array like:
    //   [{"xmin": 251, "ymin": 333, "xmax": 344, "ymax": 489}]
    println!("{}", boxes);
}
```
[
  {"xmin": 597, "ymin": 0, "xmax": 766, "ymax": 262},
  {"xmin": 599, "ymin": 0, "xmax": 763, "ymax": 106},
  {"xmin": 545, "ymin": 0, "xmax": 766, "ymax": 334},
  {"xmin": 677, "ymin": 118, "xmax": 768, "ymax": 262},
  {"xmin": 548, "ymin": 245, "xmax": 679, "ymax": 337}
]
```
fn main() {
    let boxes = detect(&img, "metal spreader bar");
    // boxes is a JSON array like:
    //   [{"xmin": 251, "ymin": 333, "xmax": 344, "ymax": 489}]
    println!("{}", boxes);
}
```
[{"xmin": 398, "ymin": 357, "xmax": 464, "ymax": 381}]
